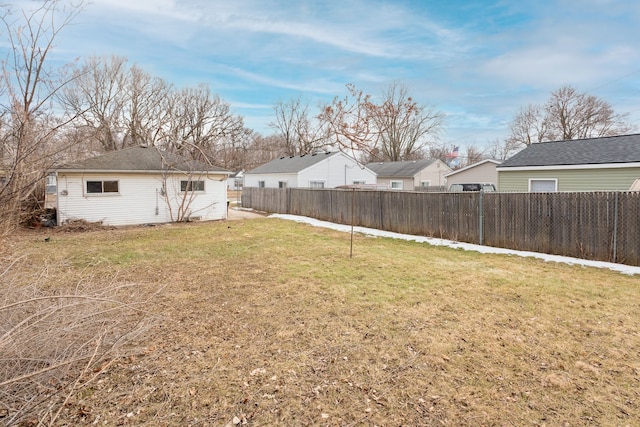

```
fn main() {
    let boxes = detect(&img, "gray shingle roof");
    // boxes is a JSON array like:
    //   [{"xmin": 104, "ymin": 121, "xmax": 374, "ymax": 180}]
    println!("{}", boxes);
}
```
[
  {"xmin": 366, "ymin": 159, "xmax": 437, "ymax": 178},
  {"xmin": 499, "ymin": 134, "xmax": 640, "ymax": 168},
  {"xmin": 56, "ymin": 146, "xmax": 230, "ymax": 173},
  {"xmin": 246, "ymin": 152, "xmax": 339, "ymax": 174}
]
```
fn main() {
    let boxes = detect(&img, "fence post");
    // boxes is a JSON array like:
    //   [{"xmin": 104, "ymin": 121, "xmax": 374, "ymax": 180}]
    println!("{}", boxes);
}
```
[
  {"xmin": 479, "ymin": 191, "xmax": 484, "ymax": 245},
  {"xmin": 613, "ymin": 192, "xmax": 619, "ymax": 263}
]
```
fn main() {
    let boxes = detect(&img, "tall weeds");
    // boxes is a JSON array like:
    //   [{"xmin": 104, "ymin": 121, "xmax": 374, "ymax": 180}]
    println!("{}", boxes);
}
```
[{"xmin": 0, "ymin": 255, "xmax": 158, "ymax": 426}]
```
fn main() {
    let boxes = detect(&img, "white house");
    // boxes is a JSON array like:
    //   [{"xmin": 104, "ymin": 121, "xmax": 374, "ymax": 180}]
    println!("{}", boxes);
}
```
[
  {"xmin": 444, "ymin": 159, "xmax": 501, "ymax": 190},
  {"xmin": 244, "ymin": 151, "xmax": 376, "ymax": 188},
  {"xmin": 366, "ymin": 159, "xmax": 451, "ymax": 190},
  {"xmin": 55, "ymin": 146, "xmax": 230, "ymax": 226}
]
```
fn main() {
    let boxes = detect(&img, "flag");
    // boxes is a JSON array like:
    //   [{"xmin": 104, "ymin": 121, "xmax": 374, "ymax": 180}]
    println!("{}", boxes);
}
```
[{"xmin": 445, "ymin": 146, "xmax": 459, "ymax": 159}]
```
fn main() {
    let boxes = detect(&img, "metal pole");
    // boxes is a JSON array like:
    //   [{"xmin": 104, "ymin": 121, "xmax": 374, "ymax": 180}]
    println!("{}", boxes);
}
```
[
  {"xmin": 350, "ymin": 189, "xmax": 355, "ymax": 258},
  {"xmin": 613, "ymin": 192, "xmax": 619, "ymax": 263},
  {"xmin": 479, "ymin": 191, "xmax": 484, "ymax": 245}
]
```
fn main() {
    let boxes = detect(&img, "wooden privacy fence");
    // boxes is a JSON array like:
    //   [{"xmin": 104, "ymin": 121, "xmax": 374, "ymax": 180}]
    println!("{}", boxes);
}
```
[{"xmin": 242, "ymin": 188, "xmax": 640, "ymax": 266}]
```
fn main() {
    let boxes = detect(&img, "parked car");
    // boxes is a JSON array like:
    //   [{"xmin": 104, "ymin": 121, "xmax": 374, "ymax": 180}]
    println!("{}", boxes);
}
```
[{"xmin": 449, "ymin": 183, "xmax": 496, "ymax": 192}]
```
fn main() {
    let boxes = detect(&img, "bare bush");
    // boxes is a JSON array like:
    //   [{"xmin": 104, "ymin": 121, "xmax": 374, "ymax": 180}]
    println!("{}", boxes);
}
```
[{"xmin": 0, "ymin": 255, "xmax": 158, "ymax": 426}]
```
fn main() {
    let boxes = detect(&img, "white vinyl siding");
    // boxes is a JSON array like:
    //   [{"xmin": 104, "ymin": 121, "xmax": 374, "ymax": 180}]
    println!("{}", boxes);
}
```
[
  {"xmin": 57, "ymin": 172, "xmax": 227, "ymax": 226},
  {"xmin": 244, "ymin": 153, "xmax": 376, "ymax": 188}
]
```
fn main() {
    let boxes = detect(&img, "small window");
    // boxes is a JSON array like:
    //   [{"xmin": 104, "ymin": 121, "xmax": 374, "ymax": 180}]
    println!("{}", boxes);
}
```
[
  {"xmin": 278, "ymin": 181, "xmax": 288, "ymax": 189},
  {"xmin": 86, "ymin": 180, "xmax": 119, "ymax": 194},
  {"xmin": 352, "ymin": 180, "xmax": 366, "ymax": 185},
  {"xmin": 310, "ymin": 180, "xmax": 325, "ymax": 189},
  {"xmin": 45, "ymin": 174, "xmax": 57, "ymax": 194},
  {"xmin": 390, "ymin": 180, "xmax": 403, "ymax": 190},
  {"xmin": 529, "ymin": 179, "xmax": 557, "ymax": 192},
  {"xmin": 181, "ymin": 180, "xmax": 205, "ymax": 192},
  {"xmin": 420, "ymin": 180, "xmax": 431, "ymax": 187},
  {"xmin": 258, "ymin": 181, "xmax": 265, "ymax": 188}
]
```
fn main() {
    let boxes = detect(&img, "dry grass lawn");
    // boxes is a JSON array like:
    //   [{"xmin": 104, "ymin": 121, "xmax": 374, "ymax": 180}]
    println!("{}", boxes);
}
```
[{"xmin": 2, "ymin": 217, "xmax": 640, "ymax": 426}]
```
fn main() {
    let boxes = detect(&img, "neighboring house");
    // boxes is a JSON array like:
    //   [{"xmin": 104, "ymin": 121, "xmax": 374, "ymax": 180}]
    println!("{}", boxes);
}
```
[
  {"xmin": 444, "ymin": 159, "xmax": 501, "ymax": 190},
  {"xmin": 55, "ymin": 145, "xmax": 230, "ymax": 226},
  {"xmin": 244, "ymin": 151, "xmax": 376, "ymax": 188},
  {"xmin": 366, "ymin": 159, "xmax": 451, "ymax": 190},
  {"xmin": 228, "ymin": 170, "xmax": 244, "ymax": 190},
  {"xmin": 497, "ymin": 134, "xmax": 640, "ymax": 192}
]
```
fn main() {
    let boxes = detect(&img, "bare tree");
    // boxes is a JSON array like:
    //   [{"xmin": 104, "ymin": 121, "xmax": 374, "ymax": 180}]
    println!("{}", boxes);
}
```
[
  {"xmin": 318, "ymin": 83, "xmax": 376, "ymax": 160},
  {"xmin": 162, "ymin": 83, "xmax": 245, "ymax": 162},
  {"xmin": 504, "ymin": 85, "xmax": 633, "ymax": 151},
  {"xmin": 270, "ymin": 96, "xmax": 328, "ymax": 156},
  {"xmin": 428, "ymin": 144, "xmax": 451, "ymax": 163},
  {"xmin": 319, "ymin": 83, "xmax": 444, "ymax": 162},
  {"xmin": 215, "ymin": 126, "xmax": 255, "ymax": 171},
  {"xmin": 545, "ymin": 86, "xmax": 633, "ymax": 140},
  {"xmin": 61, "ymin": 55, "xmax": 129, "ymax": 151},
  {"xmin": 463, "ymin": 145, "xmax": 485, "ymax": 167},
  {"xmin": 122, "ymin": 65, "xmax": 172, "ymax": 147},
  {"xmin": 242, "ymin": 133, "xmax": 288, "ymax": 170},
  {"xmin": 506, "ymin": 104, "xmax": 549, "ymax": 147},
  {"xmin": 486, "ymin": 138, "xmax": 522, "ymax": 161},
  {"xmin": 0, "ymin": 0, "xmax": 87, "ymax": 231},
  {"xmin": 370, "ymin": 82, "xmax": 444, "ymax": 161}
]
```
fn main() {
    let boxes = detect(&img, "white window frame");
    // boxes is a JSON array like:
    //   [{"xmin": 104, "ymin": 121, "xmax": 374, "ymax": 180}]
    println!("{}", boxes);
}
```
[
  {"xmin": 352, "ymin": 180, "xmax": 366, "ymax": 185},
  {"xmin": 420, "ymin": 180, "xmax": 431, "ymax": 187},
  {"xmin": 258, "ymin": 180, "xmax": 265, "ymax": 188},
  {"xmin": 528, "ymin": 178, "xmax": 558, "ymax": 192},
  {"xmin": 278, "ymin": 180, "xmax": 288, "ymax": 189},
  {"xmin": 86, "ymin": 180, "xmax": 119, "ymax": 195},
  {"xmin": 390, "ymin": 180, "xmax": 403, "ymax": 190},
  {"xmin": 309, "ymin": 180, "xmax": 325, "ymax": 189}
]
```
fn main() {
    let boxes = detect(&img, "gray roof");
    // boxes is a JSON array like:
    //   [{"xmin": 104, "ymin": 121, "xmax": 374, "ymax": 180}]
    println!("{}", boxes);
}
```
[
  {"xmin": 56, "ymin": 146, "xmax": 230, "ymax": 174},
  {"xmin": 499, "ymin": 134, "xmax": 640, "ymax": 168},
  {"xmin": 366, "ymin": 159, "xmax": 437, "ymax": 178},
  {"xmin": 246, "ymin": 151, "xmax": 339, "ymax": 174}
]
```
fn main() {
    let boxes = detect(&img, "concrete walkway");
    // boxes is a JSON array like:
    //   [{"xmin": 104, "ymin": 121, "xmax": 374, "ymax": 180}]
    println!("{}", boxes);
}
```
[{"xmin": 227, "ymin": 207, "xmax": 267, "ymax": 220}]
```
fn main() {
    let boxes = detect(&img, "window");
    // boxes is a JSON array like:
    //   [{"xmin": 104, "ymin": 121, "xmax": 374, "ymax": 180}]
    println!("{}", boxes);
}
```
[
  {"xmin": 86, "ymin": 180, "xmax": 119, "ymax": 194},
  {"xmin": 352, "ymin": 180, "xmax": 366, "ymax": 185},
  {"xmin": 181, "ymin": 180, "xmax": 205, "ymax": 192},
  {"xmin": 420, "ymin": 180, "xmax": 431, "ymax": 187},
  {"xmin": 278, "ymin": 181, "xmax": 288, "ymax": 189},
  {"xmin": 529, "ymin": 179, "xmax": 557, "ymax": 192},
  {"xmin": 310, "ymin": 180, "xmax": 325, "ymax": 189},
  {"xmin": 258, "ymin": 181, "xmax": 265, "ymax": 188},
  {"xmin": 46, "ymin": 174, "xmax": 57, "ymax": 194},
  {"xmin": 390, "ymin": 180, "xmax": 403, "ymax": 190}
]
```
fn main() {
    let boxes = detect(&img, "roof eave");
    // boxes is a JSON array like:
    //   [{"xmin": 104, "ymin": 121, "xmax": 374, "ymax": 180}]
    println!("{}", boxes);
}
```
[{"xmin": 56, "ymin": 168, "xmax": 230, "ymax": 175}]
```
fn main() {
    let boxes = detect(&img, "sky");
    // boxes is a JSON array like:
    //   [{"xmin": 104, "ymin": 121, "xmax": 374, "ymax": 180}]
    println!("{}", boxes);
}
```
[
  {"xmin": 271, "ymin": 214, "xmax": 640, "ymax": 275},
  {"xmin": 11, "ymin": 0, "xmax": 640, "ymax": 152}
]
